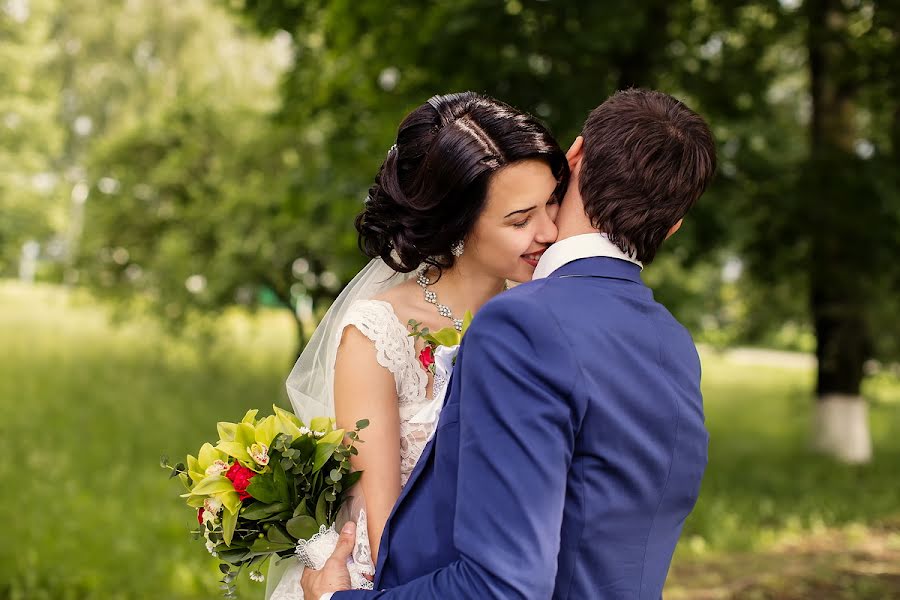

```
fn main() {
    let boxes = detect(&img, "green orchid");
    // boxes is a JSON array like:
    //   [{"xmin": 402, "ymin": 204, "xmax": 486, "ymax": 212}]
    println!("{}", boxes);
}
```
[
  {"xmin": 180, "ymin": 443, "xmax": 242, "ymax": 516},
  {"xmin": 215, "ymin": 406, "xmax": 305, "ymax": 471}
]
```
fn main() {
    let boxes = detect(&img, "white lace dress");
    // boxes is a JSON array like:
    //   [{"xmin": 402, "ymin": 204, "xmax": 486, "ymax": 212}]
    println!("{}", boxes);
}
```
[{"xmin": 269, "ymin": 299, "xmax": 452, "ymax": 599}]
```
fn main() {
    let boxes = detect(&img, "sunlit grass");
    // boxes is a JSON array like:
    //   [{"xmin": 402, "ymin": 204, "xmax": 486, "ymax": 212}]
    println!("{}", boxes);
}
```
[{"xmin": 1, "ymin": 281, "xmax": 898, "ymax": 598}]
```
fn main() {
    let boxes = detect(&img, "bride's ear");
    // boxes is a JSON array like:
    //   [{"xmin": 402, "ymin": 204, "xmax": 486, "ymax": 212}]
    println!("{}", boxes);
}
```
[{"xmin": 565, "ymin": 136, "xmax": 584, "ymax": 172}]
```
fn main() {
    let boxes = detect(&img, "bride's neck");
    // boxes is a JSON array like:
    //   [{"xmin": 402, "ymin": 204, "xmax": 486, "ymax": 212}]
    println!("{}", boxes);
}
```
[{"xmin": 423, "ymin": 261, "xmax": 505, "ymax": 318}]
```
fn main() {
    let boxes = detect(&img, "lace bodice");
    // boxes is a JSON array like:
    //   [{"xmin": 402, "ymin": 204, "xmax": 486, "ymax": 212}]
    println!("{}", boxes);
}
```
[{"xmin": 338, "ymin": 299, "xmax": 437, "ymax": 487}]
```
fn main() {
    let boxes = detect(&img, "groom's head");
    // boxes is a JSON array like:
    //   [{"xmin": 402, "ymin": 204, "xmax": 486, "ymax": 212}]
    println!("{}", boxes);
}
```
[{"xmin": 557, "ymin": 89, "xmax": 716, "ymax": 264}]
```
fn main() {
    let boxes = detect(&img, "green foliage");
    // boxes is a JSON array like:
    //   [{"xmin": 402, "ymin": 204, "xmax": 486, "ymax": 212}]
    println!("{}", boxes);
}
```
[
  {"xmin": 229, "ymin": 0, "xmax": 899, "ymax": 376},
  {"xmin": 3, "ymin": 283, "xmax": 898, "ymax": 598}
]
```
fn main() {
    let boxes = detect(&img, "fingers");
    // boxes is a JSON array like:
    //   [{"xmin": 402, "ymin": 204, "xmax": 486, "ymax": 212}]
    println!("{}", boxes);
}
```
[{"xmin": 330, "ymin": 521, "xmax": 356, "ymax": 562}]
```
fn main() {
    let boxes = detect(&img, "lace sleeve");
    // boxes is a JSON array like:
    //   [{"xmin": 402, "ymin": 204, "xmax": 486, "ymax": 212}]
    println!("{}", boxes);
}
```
[{"xmin": 337, "ymin": 300, "xmax": 427, "ymax": 404}]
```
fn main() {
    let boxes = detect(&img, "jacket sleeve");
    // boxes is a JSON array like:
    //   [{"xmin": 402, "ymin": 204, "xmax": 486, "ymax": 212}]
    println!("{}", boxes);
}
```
[{"xmin": 334, "ymin": 292, "xmax": 581, "ymax": 599}]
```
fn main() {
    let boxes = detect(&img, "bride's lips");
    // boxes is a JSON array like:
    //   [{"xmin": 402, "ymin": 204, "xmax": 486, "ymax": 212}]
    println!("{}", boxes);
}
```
[{"xmin": 521, "ymin": 249, "xmax": 546, "ymax": 268}]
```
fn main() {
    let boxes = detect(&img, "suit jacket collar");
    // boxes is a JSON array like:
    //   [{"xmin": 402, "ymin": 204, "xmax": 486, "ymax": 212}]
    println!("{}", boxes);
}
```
[
  {"xmin": 548, "ymin": 256, "xmax": 644, "ymax": 285},
  {"xmin": 533, "ymin": 233, "xmax": 642, "ymax": 280}
]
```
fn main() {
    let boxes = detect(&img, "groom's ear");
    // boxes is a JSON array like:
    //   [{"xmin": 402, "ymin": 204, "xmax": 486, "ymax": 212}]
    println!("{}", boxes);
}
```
[
  {"xmin": 566, "ymin": 136, "xmax": 584, "ymax": 172},
  {"xmin": 665, "ymin": 219, "xmax": 684, "ymax": 240}
]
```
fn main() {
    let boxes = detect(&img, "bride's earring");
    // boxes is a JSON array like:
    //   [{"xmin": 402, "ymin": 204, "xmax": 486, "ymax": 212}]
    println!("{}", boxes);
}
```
[{"xmin": 450, "ymin": 240, "xmax": 465, "ymax": 257}]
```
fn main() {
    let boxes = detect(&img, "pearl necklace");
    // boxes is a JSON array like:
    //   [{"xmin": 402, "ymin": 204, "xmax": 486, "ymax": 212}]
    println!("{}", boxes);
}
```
[{"xmin": 416, "ymin": 267, "xmax": 464, "ymax": 331}]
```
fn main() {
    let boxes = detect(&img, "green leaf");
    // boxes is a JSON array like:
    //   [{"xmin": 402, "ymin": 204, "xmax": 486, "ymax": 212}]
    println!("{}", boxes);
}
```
[
  {"xmin": 430, "ymin": 327, "xmax": 462, "ymax": 347},
  {"xmin": 274, "ymin": 457, "xmax": 291, "ymax": 504},
  {"xmin": 217, "ymin": 547, "xmax": 251, "ymax": 564},
  {"xmin": 222, "ymin": 506, "xmax": 238, "ymax": 546},
  {"xmin": 259, "ymin": 510, "xmax": 293, "ymax": 523},
  {"xmin": 249, "ymin": 537, "xmax": 295, "ymax": 555},
  {"xmin": 342, "ymin": 470, "xmax": 362, "ymax": 490},
  {"xmin": 461, "ymin": 310, "xmax": 474, "ymax": 335},
  {"xmin": 355, "ymin": 419, "xmax": 370, "ymax": 429},
  {"xmin": 285, "ymin": 515, "xmax": 319, "ymax": 540},
  {"xmin": 312, "ymin": 430, "xmax": 345, "ymax": 473},
  {"xmin": 219, "ymin": 563, "xmax": 231, "ymax": 574},
  {"xmin": 245, "ymin": 472, "xmax": 280, "ymax": 504},
  {"xmin": 240, "ymin": 501, "xmax": 289, "ymax": 520},
  {"xmin": 293, "ymin": 501, "xmax": 309, "ymax": 518},
  {"xmin": 266, "ymin": 524, "xmax": 294, "ymax": 545},
  {"xmin": 315, "ymin": 490, "xmax": 329, "ymax": 526},
  {"xmin": 329, "ymin": 468, "xmax": 342, "ymax": 482},
  {"xmin": 290, "ymin": 434, "xmax": 316, "ymax": 459}
]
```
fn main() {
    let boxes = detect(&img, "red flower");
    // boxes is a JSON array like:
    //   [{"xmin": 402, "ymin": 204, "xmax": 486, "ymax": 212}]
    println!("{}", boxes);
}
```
[
  {"xmin": 418, "ymin": 345, "xmax": 434, "ymax": 371},
  {"xmin": 225, "ymin": 461, "xmax": 256, "ymax": 501},
  {"xmin": 197, "ymin": 507, "xmax": 205, "ymax": 524}
]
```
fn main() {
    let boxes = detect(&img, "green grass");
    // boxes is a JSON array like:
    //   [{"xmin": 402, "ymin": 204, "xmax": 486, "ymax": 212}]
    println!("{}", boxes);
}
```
[{"xmin": 1, "ymin": 282, "xmax": 898, "ymax": 599}]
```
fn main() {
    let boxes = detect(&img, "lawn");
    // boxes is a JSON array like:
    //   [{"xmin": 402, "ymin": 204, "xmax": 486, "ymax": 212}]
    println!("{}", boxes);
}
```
[{"xmin": 2, "ymin": 282, "xmax": 898, "ymax": 599}]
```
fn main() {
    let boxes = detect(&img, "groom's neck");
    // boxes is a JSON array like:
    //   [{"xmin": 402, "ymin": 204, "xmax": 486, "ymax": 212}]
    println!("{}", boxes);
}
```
[{"xmin": 554, "ymin": 187, "xmax": 599, "ymax": 242}]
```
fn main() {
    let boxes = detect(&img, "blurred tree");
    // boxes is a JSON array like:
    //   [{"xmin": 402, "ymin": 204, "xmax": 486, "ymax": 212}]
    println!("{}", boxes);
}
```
[
  {"xmin": 0, "ymin": 0, "xmax": 64, "ymax": 276},
  {"xmin": 44, "ymin": 0, "xmax": 357, "ymax": 354},
  {"xmin": 232, "ymin": 0, "xmax": 898, "ymax": 460}
]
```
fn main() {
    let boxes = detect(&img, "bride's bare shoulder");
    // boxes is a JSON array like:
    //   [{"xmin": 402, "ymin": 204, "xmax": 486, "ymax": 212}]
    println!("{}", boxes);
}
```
[{"xmin": 372, "ymin": 279, "xmax": 417, "ymax": 315}]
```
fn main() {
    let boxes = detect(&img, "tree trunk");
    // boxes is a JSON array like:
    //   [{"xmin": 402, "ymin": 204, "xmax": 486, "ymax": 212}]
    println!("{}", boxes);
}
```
[{"xmin": 807, "ymin": 0, "xmax": 871, "ymax": 463}]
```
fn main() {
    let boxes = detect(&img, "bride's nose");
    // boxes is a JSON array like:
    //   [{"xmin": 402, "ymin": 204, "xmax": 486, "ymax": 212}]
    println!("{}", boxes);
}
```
[{"xmin": 534, "ymin": 210, "xmax": 558, "ymax": 245}]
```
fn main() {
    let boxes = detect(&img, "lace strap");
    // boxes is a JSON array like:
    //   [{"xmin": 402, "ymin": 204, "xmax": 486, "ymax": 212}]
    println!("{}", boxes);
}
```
[{"xmin": 338, "ymin": 299, "xmax": 427, "ymax": 403}]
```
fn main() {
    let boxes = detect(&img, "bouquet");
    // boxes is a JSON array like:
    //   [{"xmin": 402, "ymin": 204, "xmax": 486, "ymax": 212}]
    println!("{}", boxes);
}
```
[{"xmin": 162, "ymin": 406, "xmax": 367, "ymax": 597}]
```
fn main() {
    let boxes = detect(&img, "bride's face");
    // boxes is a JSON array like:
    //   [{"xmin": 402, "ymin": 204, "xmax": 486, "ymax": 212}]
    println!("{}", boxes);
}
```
[{"xmin": 465, "ymin": 159, "xmax": 560, "ymax": 283}]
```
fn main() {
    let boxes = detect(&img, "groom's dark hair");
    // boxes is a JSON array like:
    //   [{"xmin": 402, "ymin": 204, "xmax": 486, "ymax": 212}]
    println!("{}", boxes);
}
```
[{"xmin": 579, "ymin": 89, "xmax": 716, "ymax": 264}]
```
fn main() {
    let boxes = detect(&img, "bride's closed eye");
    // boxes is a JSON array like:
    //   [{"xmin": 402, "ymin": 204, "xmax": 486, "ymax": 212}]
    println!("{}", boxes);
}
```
[
  {"xmin": 513, "ymin": 216, "xmax": 532, "ymax": 229},
  {"xmin": 513, "ymin": 196, "xmax": 559, "ymax": 228}
]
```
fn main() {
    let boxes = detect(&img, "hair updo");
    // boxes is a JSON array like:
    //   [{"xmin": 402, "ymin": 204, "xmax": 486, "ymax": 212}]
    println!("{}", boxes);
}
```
[{"xmin": 356, "ymin": 91, "xmax": 569, "ymax": 273}]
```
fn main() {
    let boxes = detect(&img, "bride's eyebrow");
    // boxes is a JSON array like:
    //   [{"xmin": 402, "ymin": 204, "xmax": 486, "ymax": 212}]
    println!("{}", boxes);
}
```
[{"xmin": 504, "ymin": 206, "xmax": 536, "ymax": 218}]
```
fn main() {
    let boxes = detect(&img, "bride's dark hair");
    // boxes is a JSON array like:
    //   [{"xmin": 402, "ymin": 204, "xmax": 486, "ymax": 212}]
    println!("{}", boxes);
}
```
[{"xmin": 356, "ymin": 92, "xmax": 569, "ymax": 273}]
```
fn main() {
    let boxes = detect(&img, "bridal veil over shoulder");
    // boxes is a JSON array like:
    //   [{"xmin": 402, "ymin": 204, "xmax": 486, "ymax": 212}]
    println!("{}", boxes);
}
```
[{"xmin": 285, "ymin": 258, "xmax": 412, "ymax": 423}]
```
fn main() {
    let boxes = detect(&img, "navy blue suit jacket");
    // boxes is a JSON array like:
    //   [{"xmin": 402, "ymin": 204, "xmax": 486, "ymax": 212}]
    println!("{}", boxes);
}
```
[{"xmin": 337, "ymin": 257, "xmax": 708, "ymax": 599}]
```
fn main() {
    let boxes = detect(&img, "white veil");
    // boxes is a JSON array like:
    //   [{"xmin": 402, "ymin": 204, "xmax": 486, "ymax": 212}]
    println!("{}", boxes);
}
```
[
  {"xmin": 267, "ymin": 258, "xmax": 412, "ymax": 599},
  {"xmin": 285, "ymin": 258, "xmax": 413, "ymax": 424}
]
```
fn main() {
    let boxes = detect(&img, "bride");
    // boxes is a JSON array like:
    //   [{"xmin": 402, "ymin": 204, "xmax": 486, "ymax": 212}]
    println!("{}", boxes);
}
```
[{"xmin": 268, "ymin": 91, "xmax": 569, "ymax": 599}]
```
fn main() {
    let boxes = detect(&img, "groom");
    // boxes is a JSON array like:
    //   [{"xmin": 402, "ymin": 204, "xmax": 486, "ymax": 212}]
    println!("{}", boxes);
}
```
[{"xmin": 305, "ymin": 89, "xmax": 716, "ymax": 599}]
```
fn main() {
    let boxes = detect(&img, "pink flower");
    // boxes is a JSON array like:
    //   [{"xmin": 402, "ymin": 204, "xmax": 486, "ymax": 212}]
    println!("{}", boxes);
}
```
[
  {"xmin": 418, "ymin": 346, "xmax": 435, "ymax": 371},
  {"xmin": 225, "ymin": 462, "xmax": 255, "ymax": 501}
]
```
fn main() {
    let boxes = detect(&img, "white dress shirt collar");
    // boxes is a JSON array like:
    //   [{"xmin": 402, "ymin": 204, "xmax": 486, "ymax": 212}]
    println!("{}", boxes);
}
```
[{"xmin": 532, "ymin": 233, "xmax": 643, "ymax": 280}]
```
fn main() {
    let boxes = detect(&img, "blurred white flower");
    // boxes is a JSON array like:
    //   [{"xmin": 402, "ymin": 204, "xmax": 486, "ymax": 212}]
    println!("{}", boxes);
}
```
[
  {"xmin": 185, "ymin": 274, "xmax": 207, "ymax": 294},
  {"xmin": 378, "ymin": 67, "xmax": 400, "ymax": 91}
]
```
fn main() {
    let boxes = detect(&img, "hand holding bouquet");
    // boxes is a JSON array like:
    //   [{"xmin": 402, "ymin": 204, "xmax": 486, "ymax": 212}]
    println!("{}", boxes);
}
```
[{"xmin": 162, "ymin": 406, "xmax": 367, "ymax": 597}]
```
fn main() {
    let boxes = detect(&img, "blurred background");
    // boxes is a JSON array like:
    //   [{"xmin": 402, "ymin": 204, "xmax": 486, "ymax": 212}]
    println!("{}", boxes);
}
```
[{"xmin": 2, "ymin": 0, "xmax": 899, "ymax": 598}]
